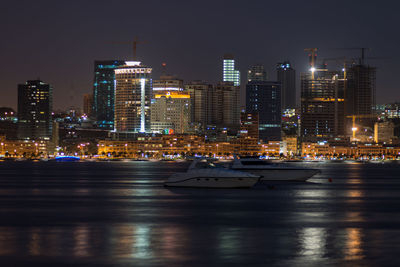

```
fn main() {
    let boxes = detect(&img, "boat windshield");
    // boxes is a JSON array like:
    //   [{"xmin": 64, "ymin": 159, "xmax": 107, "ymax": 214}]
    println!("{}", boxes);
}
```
[{"xmin": 195, "ymin": 161, "xmax": 224, "ymax": 169}]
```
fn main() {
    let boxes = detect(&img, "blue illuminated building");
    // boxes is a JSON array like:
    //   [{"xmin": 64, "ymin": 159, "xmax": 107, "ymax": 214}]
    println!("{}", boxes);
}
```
[
  {"xmin": 246, "ymin": 81, "xmax": 282, "ymax": 142},
  {"xmin": 92, "ymin": 60, "xmax": 125, "ymax": 129}
]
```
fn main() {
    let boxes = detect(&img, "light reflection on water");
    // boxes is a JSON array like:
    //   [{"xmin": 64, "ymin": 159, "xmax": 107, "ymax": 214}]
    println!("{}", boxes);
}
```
[
  {"xmin": 298, "ymin": 228, "xmax": 327, "ymax": 258},
  {"xmin": 0, "ymin": 161, "xmax": 399, "ymax": 265},
  {"xmin": 345, "ymin": 228, "xmax": 364, "ymax": 260}
]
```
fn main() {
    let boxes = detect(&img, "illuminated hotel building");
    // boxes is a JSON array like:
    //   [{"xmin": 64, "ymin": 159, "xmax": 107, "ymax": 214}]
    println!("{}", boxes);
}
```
[
  {"xmin": 151, "ymin": 92, "xmax": 191, "ymax": 134},
  {"xmin": 223, "ymin": 54, "xmax": 240, "ymax": 86},
  {"xmin": 17, "ymin": 80, "xmax": 52, "ymax": 140},
  {"xmin": 114, "ymin": 61, "xmax": 152, "ymax": 133},
  {"xmin": 151, "ymin": 75, "xmax": 190, "ymax": 134},
  {"xmin": 300, "ymin": 67, "xmax": 345, "ymax": 140},
  {"xmin": 92, "ymin": 60, "xmax": 125, "ymax": 129}
]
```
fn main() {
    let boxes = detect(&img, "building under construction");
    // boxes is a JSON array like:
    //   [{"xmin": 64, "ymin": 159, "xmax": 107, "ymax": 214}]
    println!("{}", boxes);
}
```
[{"xmin": 301, "ymin": 67, "xmax": 346, "ymax": 141}]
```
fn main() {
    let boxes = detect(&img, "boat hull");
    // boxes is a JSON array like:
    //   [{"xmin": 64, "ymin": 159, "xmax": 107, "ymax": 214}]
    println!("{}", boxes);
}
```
[
  {"xmin": 164, "ymin": 177, "xmax": 259, "ymax": 188},
  {"xmin": 232, "ymin": 168, "xmax": 320, "ymax": 182}
]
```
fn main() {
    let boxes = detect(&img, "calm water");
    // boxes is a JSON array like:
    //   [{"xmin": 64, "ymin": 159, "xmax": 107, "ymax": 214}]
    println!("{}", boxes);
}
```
[{"xmin": 0, "ymin": 161, "xmax": 400, "ymax": 266}]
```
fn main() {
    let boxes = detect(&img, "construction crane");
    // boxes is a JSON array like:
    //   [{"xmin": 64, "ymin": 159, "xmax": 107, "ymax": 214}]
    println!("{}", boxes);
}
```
[
  {"xmin": 334, "ymin": 47, "xmax": 371, "ymax": 65},
  {"xmin": 109, "ymin": 36, "xmax": 147, "ymax": 61},
  {"xmin": 304, "ymin": 48, "xmax": 317, "ymax": 79},
  {"xmin": 346, "ymin": 114, "xmax": 378, "ymax": 140}
]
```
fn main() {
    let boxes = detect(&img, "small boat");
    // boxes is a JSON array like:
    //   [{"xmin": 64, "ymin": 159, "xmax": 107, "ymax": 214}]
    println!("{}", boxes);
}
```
[
  {"xmin": 55, "ymin": 156, "xmax": 80, "ymax": 162},
  {"xmin": 164, "ymin": 159, "xmax": 260, "ymax": 188},
  {"xmin": 231, "ymin": 156, "xmax": 320, "ymax": 182}
]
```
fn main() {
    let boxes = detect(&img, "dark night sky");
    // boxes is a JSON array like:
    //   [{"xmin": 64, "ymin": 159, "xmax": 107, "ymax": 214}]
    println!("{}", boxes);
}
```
[{"xmin": 1, "ymin": 0, "xmax": 399, "ymax": 110}]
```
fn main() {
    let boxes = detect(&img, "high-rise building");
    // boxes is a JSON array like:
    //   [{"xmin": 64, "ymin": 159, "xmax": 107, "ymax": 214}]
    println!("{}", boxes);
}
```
[
  {"xmin": 223, "ymin": 54, "xmax": 240, "ymax": 86},
  {"xmin": 114, "ymin": 61, "xmax": 152, "ymax": 133},
  {"xmin": 153, "ymin": 75, "xmax": 184, "ymax": 94},
  {"xmin": 83, "ymin": 93, "xmax": 93, "ymax": 116},
  {"xmin": 300, "ymin": 68, "xmax": 345, "ymax": 140},
  {"xmin": 152, "ymin": 76, "xmax": 190, "ymax": 134},
  {"xmin": 210, "ymin": 82, "xmax": 240, "ymax": 132},
  {"xmin": 185, "ymin": 81, "xmax": 213, "ymax": 132},
  {"xmin": 346, "ymin": 64, "xmax": 376, "ymax": 116},
  {"xmin": 247, "ymin": 64, "xmax": 267, "ymax": 82},
  {"xmin": 92, "ymin": 60, "xmax": 125, "ymax": 129},
  {"xmin": 246, "ymin": 81, "xmax": 281, "ymax": 142},
  {"xmin": 18, "ymin": 80, "xmax": 52, "ymax": 140},
  {"xmin": 151, "ymin": 92, "xmax": 190, "ymax": 134},
  {"xmin": 240, "ymin": 112, "xmax": 259, "ymax": 139},
  {"xmin": 277, "ymin": 61, "xmax": 296, "ymax": 110}
]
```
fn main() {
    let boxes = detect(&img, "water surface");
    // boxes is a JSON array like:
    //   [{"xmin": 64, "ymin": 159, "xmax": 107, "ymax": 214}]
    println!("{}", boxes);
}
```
[{"xmin": 0, "ymin": 161, "xmax": 399, "ymax": 266}]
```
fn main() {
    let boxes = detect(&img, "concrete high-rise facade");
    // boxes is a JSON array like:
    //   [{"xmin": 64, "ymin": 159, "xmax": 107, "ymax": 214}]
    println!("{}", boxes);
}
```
[
  {"xmin": 151, "ymin": 92, "xmax": 190, "ymax": 134},
  {"xmin": 92, "ymin": 60, "xmax": 125, "ymax": 129},
  {"xmin": 184, "ymin": 81, "xmax": 213, "ymax": 132},
  {"xmin": 300, "ymin": 68, "xmax": 345, "ymax": 140},
  {"xmin": 83, "ymin": 93, "xmax": 93, "ymax": 116},
  {"xmin": 240, "ymin": 112, "xmax": 259, "ymax": 139},
  {"xmin": 277, "ymin": 61, "xmax": 296, "ymax": 110},
  {"xmin": 153, "ymin": 75, "xmax": 184, "ymax": 94},
  {"xmin": 18, "ymin": 80, "xmax": 52, "ymax": 140},
  {"xmin": 223, "ymin": 54, "xmax": 240, "ymax": 86},
  {"xmin": 346, "ymin": 64, "xmax": 376, "ymax": 116},
  {"xmin": 246, "ymin": 81, "xmax": 281, "ymax": 142},
  {"xmin": 247, "ymin": 64, "xmax": 267, "ymax": 82},
  {"xmin": 210, "ymin": 82, "xmax": 240, "ymax": 132},
  {"xmin": 114, "ymin": 61, "xmax": 152, "ymax": 133}
]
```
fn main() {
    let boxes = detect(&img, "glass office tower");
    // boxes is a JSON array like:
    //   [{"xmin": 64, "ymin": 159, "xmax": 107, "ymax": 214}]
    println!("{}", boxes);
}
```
[{"xmin": 92, "ymin": 60, "xmax": 125, "ymax": 129}]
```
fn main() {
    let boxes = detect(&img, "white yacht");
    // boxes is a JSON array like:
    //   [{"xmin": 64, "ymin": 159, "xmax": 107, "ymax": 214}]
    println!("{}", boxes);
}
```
[
  {"xmin": 164, "ymin": 159, "xmax": 260, "ymax": 188},
  {"xmin": 231, "ymin": 156, "xmax": 320, "ymax": 182}
]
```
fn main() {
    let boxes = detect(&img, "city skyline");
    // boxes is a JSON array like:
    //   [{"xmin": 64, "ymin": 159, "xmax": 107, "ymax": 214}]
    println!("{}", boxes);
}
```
[{"xmin": 1, "ymin": 1, "xmax": 399, "ymax": 109}]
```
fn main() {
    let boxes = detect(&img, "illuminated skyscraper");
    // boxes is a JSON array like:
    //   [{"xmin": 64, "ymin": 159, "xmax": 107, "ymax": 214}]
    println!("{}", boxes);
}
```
[
  {"xmin": 223, "ymin": 54, "xmax": 240, "ymax": 86},
  {"xmin": 277, "ymin": 61, "xmax": 296, "ymax": 109},
  {"xmin": 151, "ymin": 92, "xmax": 190, "ymax": 134},
  {"xmin": 151, "ymin": 75, "xmax": 190, "ymax": 134},
  {"xmin": 92, "ymin": 60, "xmax": 125, "ymax": 129},
  {"xmin": 247, "ymin": 64, "xmax": 267, "ymax": 82},
  {"xmin": 17, "ymin": 80, "xmax": 52, "ymax": 140},
  {"xmin": 114, "ymin": 61, "xmax": 152, "ymax": 133}
]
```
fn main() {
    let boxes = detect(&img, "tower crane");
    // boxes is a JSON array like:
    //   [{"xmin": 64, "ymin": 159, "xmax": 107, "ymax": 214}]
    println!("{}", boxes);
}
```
[
  {"xmin": 345, "ymin": 114, "xmax": 378, "ymax": 140},
  {"xmin": 109, "ymin": 36, "xmax": 148, "ymax": 61},
  {"xmin": 304, "ymin": 48, "xmax": 317, "ymax": 79}
]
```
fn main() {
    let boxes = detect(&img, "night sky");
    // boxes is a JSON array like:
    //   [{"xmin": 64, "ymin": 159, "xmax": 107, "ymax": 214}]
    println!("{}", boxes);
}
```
[{"xmin": 1, "ymin": 0, "xmax": 399, "ymax": 110}]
